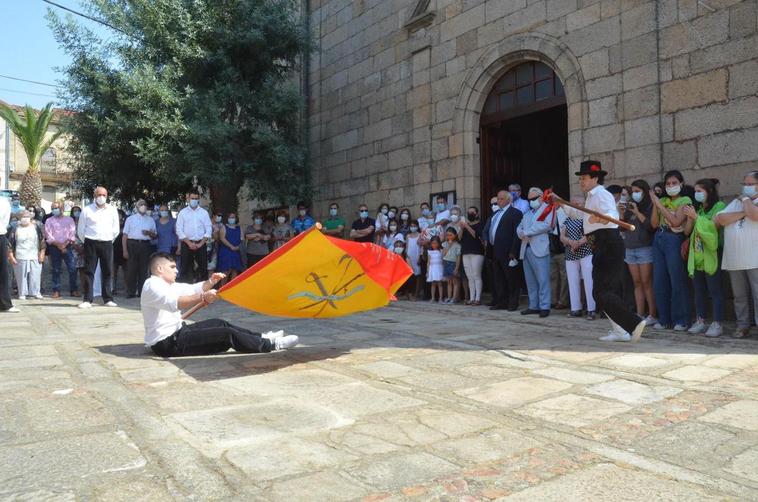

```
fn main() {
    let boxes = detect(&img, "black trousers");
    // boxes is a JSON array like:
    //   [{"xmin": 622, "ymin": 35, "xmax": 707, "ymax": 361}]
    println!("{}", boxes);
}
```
[
  {"xmin": 179, "ymin": 241, "xmax": 208, "ymax": 283},
  {"xmin": 126, "ymin": 239, "xmax": 152, "ymax": 296},
  {"xmin": 591, "ymin": 229, "xmax": 640, "ymax": 334},
  {"xmin": 83, "ymin": 238, "xmax": 114, "ymax": 303},
  {"xmin": 150, "ymin": 319, "xmax": 272, "ymax": 357},
  {"xmin": 492, "ymin": 258, "xmax": 521, "ymax": 309},
  {"xmin": 0, "ymin": 235, "xmax": 12, "ymax": 311}
]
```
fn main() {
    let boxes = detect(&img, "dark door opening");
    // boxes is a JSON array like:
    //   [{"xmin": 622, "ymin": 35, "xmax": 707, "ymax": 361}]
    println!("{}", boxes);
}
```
[{"xmin": 479, "ymin": 61, "xmax": 568, "ymax": 215}]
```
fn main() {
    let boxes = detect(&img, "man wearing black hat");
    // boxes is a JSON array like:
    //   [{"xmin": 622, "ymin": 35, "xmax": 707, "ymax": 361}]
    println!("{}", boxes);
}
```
[{"xmin": 554, "ymin": 160, "xmax": 645, "ymax": 342}]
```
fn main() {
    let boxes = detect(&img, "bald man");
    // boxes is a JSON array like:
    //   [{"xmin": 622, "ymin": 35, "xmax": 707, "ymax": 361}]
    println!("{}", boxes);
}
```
[{"xmin": 77, "ymin": 186, "xmax": 120, "ymax": 308}]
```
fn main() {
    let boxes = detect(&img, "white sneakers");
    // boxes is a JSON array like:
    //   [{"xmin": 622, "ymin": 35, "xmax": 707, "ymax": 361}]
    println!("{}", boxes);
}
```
[
  {"xmin": 673, "ymin": 324, "xmax": 688, "ymax": 332},
  {"xmin": 688, "ymin": 320, "xmax": 706, "ymax": 334},
  {"xmin": 18, "ymin": 296, "xmax": 26, "ymax": 301},
  {"xmin": 34, "ymin": 294, "xmax": 44, "ymax": 300},
  {"xmin": 705, "ymin": 322, "xmax": 722, "ymax": 338},
  {"xmin": 274, "ymin": 335, "xmax": 299, "ymax": 350},
  {"xmin": 643, "ymin": 315, "xmax": 658, "ymax": 326},
  {"xmin": 78, "ymin": 302, "xmax": 92, "ymax": 309},
  {"xmin": 105, "ymin": 301, "xmax": 118, "ymax": 307},
  {"xmin": 599, "ymin": 330, "xmax": 631, "ymax": 342},
  {"xmin": 2, "ymin": 307, "xmax": 20, "ymax": 313},
  {"xmin": 262, "ymin": 330, "xmax": 284, "ymax": 341}
]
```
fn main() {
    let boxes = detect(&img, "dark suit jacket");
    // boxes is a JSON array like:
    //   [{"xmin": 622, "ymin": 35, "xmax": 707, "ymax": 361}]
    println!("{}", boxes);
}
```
[{"xmin": 483, "ymin": 206, "xmax": 523, "ymax": 261}]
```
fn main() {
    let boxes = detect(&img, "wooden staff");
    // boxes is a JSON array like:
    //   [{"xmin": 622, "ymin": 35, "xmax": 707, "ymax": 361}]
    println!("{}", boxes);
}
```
[
  {"xmin": 551, "ymin": 194, "xmax": 636, "ymax": 231},
  {"xmin": 181, "ymin": 276, "xmax": 224, "ymax": 320}
]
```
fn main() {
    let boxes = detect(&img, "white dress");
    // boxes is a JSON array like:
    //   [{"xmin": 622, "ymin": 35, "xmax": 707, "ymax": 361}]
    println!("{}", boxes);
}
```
[
  {"xmin": 383, "ymin": 232, "xmax": 405, "ymax": 249},
  {"xmin": 406, "ymin": 235, "xmax": 422, "ymax": 275},
  {"xmin": 426, "ymin": 249, "xmax": 444, "ymax": 282}
]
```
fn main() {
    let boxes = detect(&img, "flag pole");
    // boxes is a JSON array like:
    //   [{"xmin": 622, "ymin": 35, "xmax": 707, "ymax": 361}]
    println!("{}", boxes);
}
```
[
  {"xmin": 551, "ymin": 194, "xmax": 635, "ymax": 231},
  {"xmin": 181, "ymin": 276, "xmax": 222, "ymax": 320}
]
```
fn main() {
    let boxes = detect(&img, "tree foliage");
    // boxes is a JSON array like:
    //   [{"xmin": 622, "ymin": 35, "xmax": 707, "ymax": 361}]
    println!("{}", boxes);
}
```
[{"xmin": 48, "ymin": 0, "xmax": 311, "ymax": 210}]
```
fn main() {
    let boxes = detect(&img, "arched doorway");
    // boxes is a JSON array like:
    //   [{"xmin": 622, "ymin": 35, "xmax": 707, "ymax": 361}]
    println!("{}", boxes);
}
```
[{"xmin": 480, "ymin": 61, "xmax": 568, "ymax": 207}]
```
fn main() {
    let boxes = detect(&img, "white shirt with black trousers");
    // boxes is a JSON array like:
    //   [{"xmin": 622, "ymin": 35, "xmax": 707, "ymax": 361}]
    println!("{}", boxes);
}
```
[
  {"xmin": 123, "ymin": 211, "xmax": 157, "ymax": 297},
  {"xmin": 77, "ymin": 201, "xmax": 121, "ymax": 304},
  {"xmin": 565, "ymin": 161, "xmax": 643, "ymax": 338}
]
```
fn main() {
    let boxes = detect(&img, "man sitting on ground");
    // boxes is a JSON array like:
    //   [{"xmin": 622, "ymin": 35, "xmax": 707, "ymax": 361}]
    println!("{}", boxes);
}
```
[{"xmin": 141, "ymin": 252, "xmax": 298, "ymax": 357}]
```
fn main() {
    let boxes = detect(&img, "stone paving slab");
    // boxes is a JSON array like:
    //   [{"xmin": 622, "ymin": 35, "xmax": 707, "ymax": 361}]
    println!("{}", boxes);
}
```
[{"xmin": 1, "ymin": 297, "xmax": 758, "ymax": 499}]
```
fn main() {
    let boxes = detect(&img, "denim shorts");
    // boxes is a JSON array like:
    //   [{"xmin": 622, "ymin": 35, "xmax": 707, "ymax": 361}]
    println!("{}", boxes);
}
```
[
  {"xmin": 625, "ymin": 246, "xmax": 653, "ymax": 265},
  {"xmin": 443, "ymin": 260, "xmax": 457, "ymax": 279}
]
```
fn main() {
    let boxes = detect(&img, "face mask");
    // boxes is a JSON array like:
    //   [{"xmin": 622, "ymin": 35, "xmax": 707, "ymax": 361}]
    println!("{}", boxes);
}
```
[
  {"xmin": 214, "ymin": 215, "xmax": 222, "ymax": 222},
  {"xmin": 389, "ymin": 225, "xmax": 397, "ymax": 232},
  {"xmin": 73, "ymin": 210, "xmax": 81, "ymax": 218},
  {"xmin": 254, "ymin": 218, "xmax": 263, "ymax": 225},
  {"xmin": 529, "ymin": 199, "xmax": 541, "ymax": 210},
  {"xmin": 138, "ymin": 205, "xmax": 147, "ymax": 214},
  {"xmin": 437, "ymin": 203, "xmax": 446, "ymax": 211},
  {"xmin": 665, "ymin": 184, "xmax": 681, "ymax": 196},
  {"xmin": 491, "ymin": 204, "xmax": 499, "ymax": 213},
  {"xmin": 743, "ymin": 185, "xmax": 757, "ymax": 198},
  {"xmin": 52, "ymin": 208, "xmax": 61, "ymax": 216},
  {"xmin": 95, "ymin": 195, "xmax": 106, "ymax": 206},
  {"xmin": 510, "ymin": 191, "xmax": 519, "ymax": 200},
  {"xmin": 20, "ymin": 217, "xmax": 30, "ymax": 226},
  {"xmin": 298, "ymin": 209, "xmax": 307, "ymax": 217},
  {"xmin": 422, "ymin": 208, "xmax": 430, "ymax": 216},
  {"xmin": 160, "ymin": 210, "xmax": 169, "ymax": 218},
  {"xmin": 620, "ymin": 195, "xmax": 629, "ymax": 204},
  {"xmin": 329, "ymin": 208, "xmax": 338, "ymax": 216},
  {"xmin": 228, "ymin": 218, "xmax": 236, "ymax": 225},
  {"xmin": 277, "ymin": 216, "xmax": 286, "ymax": 223},
  {"xmin": 410, "ymin": 226, "xmax": 418, "ymax": 232},
  {"xmin": 450, "ymin": 214, "xmax": 460, "ymax": 222},
  {"xmin": 468, "ymin": 212, "xmax": 477, "ymax": 219},
  {"xmin": 631, "ymin": 192, "xmax": 643, "ymax": 203},
  {"xmin": 694, "ymin": 191, "xmax": 706, "ymax": 203},
  {"xmin": 394, "ymin": 247, "xmax": 404, "ymax": 254},
  {"xmin": 189, "ymin": 199, "xmax": 199, "ymax": 209},
  {"xmin": 359, "ymin": 210, "xmax": 368, "ymax": 218},
  {"xmin": 380, "ymin": 207, "xmax": 388, "ymax": 215},
  {"xmin": 387, "ymin": 211, "xmax": 396, "ymax": 219}
]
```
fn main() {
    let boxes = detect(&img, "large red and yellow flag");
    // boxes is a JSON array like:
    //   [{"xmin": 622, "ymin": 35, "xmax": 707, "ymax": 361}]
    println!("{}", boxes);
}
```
[{"xmin": 218, "ymin": 226, "xmax": 412, "ymax": 318}]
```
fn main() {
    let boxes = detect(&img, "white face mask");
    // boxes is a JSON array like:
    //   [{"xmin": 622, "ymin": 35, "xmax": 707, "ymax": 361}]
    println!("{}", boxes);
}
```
[
  {"xmin": 20, "ymin": 217, "xmax": 30, "ymax": 226},
  {"xmin": 743, "ymin": 184, "xmax": 757, "ymax": 198},
  {"xmin": 298, "ymin": 209, "xmax": 307, "ymax": 217},
  {"xmin": 393, "ymin": 247, "xmax": 404, "ymax": 254},
  {"xmin": 214, "ymin": 216, "xmax": 222, "ymax": 223},
  {"xmin": 665, "ymin": 184, "xmax": 681, "ymax": 196},
  {"xmin": 631, "ymin": 192, "xmax": 643, "ymax": 203},
  {"xmin": 95, "ymin": 195, "xmax": 106, "ymax": 206},
  {"xmin": 450, "ymin": 214, "xmax": 460, "ymax": 222},
  {"xmin": 409, "ymin": 226, "xmax": 418, "ymax": 232},
  {"xmin": 389, "ymin": 225, "xmax": 397, "ymax": 232},
  {"xmin": 277, "ymin": 216, "xmax": 286, "ymax": 224},
  {"xmin": 529, "ymin": 199, "xmax": 541, "ymax": 210},
  {"xmin": 380, "ymin": 207, "xmax": 388, "ymax": 215},
  {"xmin": 400, "ymin": 213, "xmax": 409, "ymax": 221},
  {"xmin": 491, "ymin": 204, "xmax": 499, "ymax": 213}
]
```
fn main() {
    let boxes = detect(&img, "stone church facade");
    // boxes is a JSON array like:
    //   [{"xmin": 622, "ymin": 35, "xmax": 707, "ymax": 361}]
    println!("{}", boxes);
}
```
[{"xmin": 306, "ymin": 0, "xmax": 758, "ymax": 218}]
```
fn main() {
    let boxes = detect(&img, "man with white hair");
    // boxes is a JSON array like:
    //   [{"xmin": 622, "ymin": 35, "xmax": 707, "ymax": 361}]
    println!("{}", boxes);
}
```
[
  {"xmin": 141, "ymin": 252, "xmax": 298, "ymax": 357},
  {"xmin": 516, "ymin": 187, "xmax": 554, "ymax": 317}
]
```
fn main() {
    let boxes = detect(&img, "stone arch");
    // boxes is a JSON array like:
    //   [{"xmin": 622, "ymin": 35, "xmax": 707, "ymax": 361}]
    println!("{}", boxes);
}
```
[{"xmin": 451, "ymin": 32, "xmax": 587, "ymax": 202}]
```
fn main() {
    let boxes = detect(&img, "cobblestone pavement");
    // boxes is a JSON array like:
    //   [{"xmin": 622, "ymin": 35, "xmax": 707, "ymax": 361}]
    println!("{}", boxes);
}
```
[{"xmin": 2, "ymin": 294, "xmax": 758, "ymax": 501}]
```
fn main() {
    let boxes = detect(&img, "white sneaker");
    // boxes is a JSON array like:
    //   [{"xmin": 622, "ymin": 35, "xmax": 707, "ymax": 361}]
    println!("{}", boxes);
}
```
[
  {"xmin": 34, "ymin": 294, "xmax": 44, "ymax": 300},
  {"xmin": 688, "ymin": 320, "xmax": 706, "ymax": 334},
  {"xmin": 673, "ymin": 324, "xmax": 688, "ymax": 332},
  {"xmin": 17, "ymin": 296, "xmax": 26, "ymax": 301},
  {"xmin": 644, "ymin": 315, "xmax": 658, "ymax": 326},
  {"xmin": 105, "ymin": 301, "xmax": 118, "ymax": 307},
  {"xmin": 599, "ymin": 330, "xmax": 631, "ymax": 342},
  {"xmin": 705, "ymin": 322, "xmax": 722, "ymax": 338},
  {"xmin": 3, "ymin": 307, "xmax": 20, "ymax": 313},
  {"xmin": 262, "ymin": 330, "xmax": 284, "ymax": 341},
  {"xmin": 631, "ymin": 320, "xmax": 645, "ymax": 343},
  {"xmin": 652, "ymin": 322, "xmax": 667, "ymax": 330},
  {"xmin": 274, "ymin": 334, "xmax": 299, "ymax": 350},
  {"xmin": 78, "ymin": 301, "xmax": 92, "ymax": 309}
]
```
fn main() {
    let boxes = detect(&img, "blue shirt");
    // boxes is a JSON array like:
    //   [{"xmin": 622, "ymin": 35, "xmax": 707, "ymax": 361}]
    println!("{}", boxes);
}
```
[
  {"xmin": 292, "ymin": 215, "xmax": 315, "ymax": 234},
  {"xmin": 155, "ymin": 218, "xmax": 178, "ymax": 252},
  {"xmin": 512, "ymin": 197, "xmax": 530, "ymax": 214}
]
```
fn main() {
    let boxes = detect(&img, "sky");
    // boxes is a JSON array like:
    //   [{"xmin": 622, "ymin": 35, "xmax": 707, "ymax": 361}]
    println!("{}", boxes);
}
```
[{"xmin": 0, "ymin": 0, "xmax": 111, "ymax": 109}]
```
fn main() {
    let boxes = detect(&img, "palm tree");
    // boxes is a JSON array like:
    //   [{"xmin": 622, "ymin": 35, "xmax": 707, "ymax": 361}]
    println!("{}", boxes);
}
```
[{"xmin": 0, "ymin": 102, "xmax": 62, "ymax": 206}]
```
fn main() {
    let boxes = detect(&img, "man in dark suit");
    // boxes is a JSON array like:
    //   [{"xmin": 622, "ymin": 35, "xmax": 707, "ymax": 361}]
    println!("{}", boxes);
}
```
[{"xmin": 483, "ymin": 190, "xmax": 523, "ymax": 310}]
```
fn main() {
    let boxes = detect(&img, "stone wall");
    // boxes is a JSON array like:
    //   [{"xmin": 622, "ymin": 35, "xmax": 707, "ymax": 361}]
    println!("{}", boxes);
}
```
[{"xmin": 307, "ymin": 0, "xmax": 758, "ymax": 220}]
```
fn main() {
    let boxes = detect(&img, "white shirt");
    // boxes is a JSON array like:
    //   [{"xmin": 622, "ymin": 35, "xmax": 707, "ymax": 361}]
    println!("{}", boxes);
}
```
[
  {"xmin": 0, "ymin": 196, "xmax": 9, "ymax": 236},
  {"xmin": 77, "ymin": 203, "xmax": 120, "ymax": 242},
  {"xmin": 176, "ymin": 206, "xmax": 212, "ymax": 241},
  {"xmin": 565, "ymin": 185, "xmax": 619, "ymax": 234},
  {"xmin": 15, "ymin": 224, "xmax": 39, "ymax": 260},
  {"xmin": 140, "ymin": 276, "xmax": 204, "ymax": 345},
  {"xmin": 721, "ymin": 197, "xmax": 758, "ymax": 271},
  {"xmin": 434, "ymin": 209, "xmax": 451, "ymax": 225},
  {"xmin": 123, "ymin": 213, "xmax": 156, "ymax": 240}
]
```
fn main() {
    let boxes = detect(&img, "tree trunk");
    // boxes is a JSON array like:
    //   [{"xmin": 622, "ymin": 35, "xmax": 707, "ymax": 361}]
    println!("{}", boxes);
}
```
[
  {"xmin": 20, "ymin": 169, "xmax": 42, "ymax": 207},
  {"xmin": 208, "ymin": 182, "xmax": 241, "ymax": 217}
]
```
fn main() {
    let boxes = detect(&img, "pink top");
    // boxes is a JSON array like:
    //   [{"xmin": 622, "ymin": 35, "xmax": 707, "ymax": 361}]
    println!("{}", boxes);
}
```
[{"xmin": 45, "ymin": 215, "xmax": 76, "ymax": 245}]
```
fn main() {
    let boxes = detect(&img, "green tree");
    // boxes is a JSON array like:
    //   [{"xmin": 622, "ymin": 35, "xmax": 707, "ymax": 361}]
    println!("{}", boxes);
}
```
[
  {"xmin": 0, "ymin": 103, "xmax": 62, "ymax": 206},
  {"xmin": 48, "ymin": 0, "xmax": 310, "ymax": 211}
]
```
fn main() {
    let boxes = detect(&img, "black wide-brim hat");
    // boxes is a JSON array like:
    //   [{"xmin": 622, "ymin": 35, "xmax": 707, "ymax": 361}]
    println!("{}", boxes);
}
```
[{"xmin": 574, "ymin": 160, "xmax": 608, "ymax": 176}]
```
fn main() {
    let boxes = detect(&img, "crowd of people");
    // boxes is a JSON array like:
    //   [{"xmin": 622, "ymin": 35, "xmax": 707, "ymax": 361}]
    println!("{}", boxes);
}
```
[{"xmin": 0, "ymin": 169, "xmax": 756, "ymax": 342}]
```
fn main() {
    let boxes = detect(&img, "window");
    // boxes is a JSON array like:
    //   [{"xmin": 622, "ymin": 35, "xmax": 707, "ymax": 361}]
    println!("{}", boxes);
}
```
[
  {"xmin": 41, "ymin": 148, "xmax": 57, "ymax": 171},
  {"xmin": 481, "ymin": 62, "xmax": 564, "ymax": 120}
]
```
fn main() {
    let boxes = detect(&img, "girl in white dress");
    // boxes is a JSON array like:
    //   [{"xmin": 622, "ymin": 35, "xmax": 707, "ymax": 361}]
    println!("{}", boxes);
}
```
[
  {"xmin": 426, "ymin": 236, "xmax": 444, "ymax": 302},
  {"xmin": 383, "ymin": 220, "xmax": 405, "ymax": 249}
]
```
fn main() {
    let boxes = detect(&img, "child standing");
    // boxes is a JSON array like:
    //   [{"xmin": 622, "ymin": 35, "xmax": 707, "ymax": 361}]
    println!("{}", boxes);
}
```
[
  {"xmin": 426, "ymin": 236, "xmax": 444, "ymax": 302},
  {"xmin": 405, "ymin": 220, "xmax": 422, "ymax": 300},
  {"xmin": 442, "ymin": 227, "xmax": 462, "ymax": 303}
]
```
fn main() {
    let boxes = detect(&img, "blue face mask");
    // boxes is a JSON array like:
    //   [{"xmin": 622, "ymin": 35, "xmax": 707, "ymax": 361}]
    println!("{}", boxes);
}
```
[
  {"xmin": 228, "ymin": 218, "xmax": 236, "ymax": 225},
  {"xmin": 359, "ymin": 210, "xmax": 368, "ymax": 218},
  {"xmin": 437, "ymin": 203, "xmax": 446, "ymax": 212},
  {"xmin": 160, "ymin": 210, "xmax": 169, "ymax": 218},
  {"xmin": 694, "ymin": 191, "xmax": 706, "ymax": 203},
  {"xmin": 254, "ymin": 218, "xmax": 263, "ymax": 225},
  {"xmin": 422, "ymin": 208, "xmax": 430, "ymax": 216},
  {"xmin": 510, "ymin": 191, "xmax": 519, "ymax": 201},
  {"xmin": 73, "ymin": 210, "xmax": 81, "ymax": 218},
  {"xmin": 744, "ymin": 185, "xmax": 757, "ymax": 198},
  {"xmin": 329, "ymin": 208, "xmax": 338, "ymax": 216},
  {"xmin": 189, "ymin": 199, "xmax": 199, "ymax": 208},
  {"xmin": 52, "ymin": 208, "xmax": 61, "ymax": 216}
]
